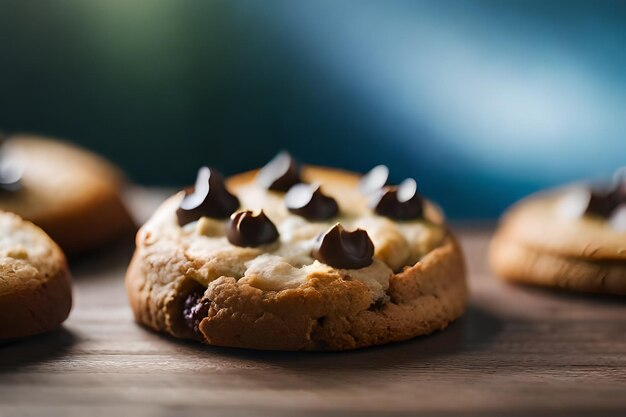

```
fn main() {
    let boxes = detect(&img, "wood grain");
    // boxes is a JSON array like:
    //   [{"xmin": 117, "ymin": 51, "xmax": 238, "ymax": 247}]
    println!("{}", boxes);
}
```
[{"xmin": 1, "ymin": 191, "xmax": 625, "ymax": 417}]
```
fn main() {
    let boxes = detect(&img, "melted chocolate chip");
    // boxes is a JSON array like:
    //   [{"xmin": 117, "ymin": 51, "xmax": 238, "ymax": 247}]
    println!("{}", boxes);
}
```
[
  {"xmin": 359, "ymin": 165, "xmax": 389, "ymax": 195},
  {"xmin": 256, "ymin": 151, "xmax": 302, "ymax": 192},
  {"xmin": 370, "ymin": 178, "xmax": 424, "ymax": 220},
  {"xmin": 176, "ymin": 167, "xmax": 240, "ymax": 226},
  {"xmin": 227, "ymin": 210, "xmax": 279, "ymax": 247},
  {"xmin": 0, "ymin": 133, "xmax": 22, "ymax": 193},
  {"xmin": 584, "ymin": 182, "xmax": 626, "ymax": 219},
  {"xmin": 182, "ymin": 290, "xmax": 211, "ymax": 335},
  {"xmin": 311, "ymin": 224, "xmax": 374, "ymax": 269},
  {"xmin": 285, "ymin": 183, "xmax": 339, "ymax": 220}
]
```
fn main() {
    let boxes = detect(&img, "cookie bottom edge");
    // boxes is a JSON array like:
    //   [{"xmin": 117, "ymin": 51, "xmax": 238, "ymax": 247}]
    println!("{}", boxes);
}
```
[
  {"xmin": 489, "ymin": 234, "xmax": 626, "ymax": 295},
  {"xmin": 126, "ymin": 238, "xmax": 468, "ymax": 351}
]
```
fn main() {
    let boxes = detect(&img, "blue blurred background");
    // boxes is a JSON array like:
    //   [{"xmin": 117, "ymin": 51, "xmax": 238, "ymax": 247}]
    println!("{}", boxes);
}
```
[{"xmin": 0, "ymin": 0, "xmax": 624, "ymax": 218}]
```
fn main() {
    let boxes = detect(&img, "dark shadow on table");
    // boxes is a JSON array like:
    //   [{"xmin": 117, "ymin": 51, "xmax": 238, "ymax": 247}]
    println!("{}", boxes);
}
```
[
  {"xmin": 0, "ymin": 327, "xmax": 77, "ymax": 373},
  {"xmin": 511, "ymin": 282, "xmax": 626, "ymax": 306}
]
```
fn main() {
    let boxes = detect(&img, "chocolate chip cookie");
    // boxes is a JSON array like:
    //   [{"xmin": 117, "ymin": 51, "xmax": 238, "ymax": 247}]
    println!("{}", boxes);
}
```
[
  {"xmin": 126, "ymin": 153, "xmax": 467, "ymax": 350},
  {"xmin": 489, "ymin": 172, "xmax": 626, "ymax": 295},
  {"xmin": 0, "ymin": 211, "xmax": 72, "ymax": 340},
  {"xmin": 0, "ymin": 134, "xmax": 135, "ymax": 253}
]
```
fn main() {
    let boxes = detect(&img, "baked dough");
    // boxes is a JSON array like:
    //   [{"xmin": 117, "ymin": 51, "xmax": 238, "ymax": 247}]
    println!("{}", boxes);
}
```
[
  {"xmin": 489, "ymin": 187, "xmax": 626, "ymax": 295},
  {"xmin": 0, "ymin": 135, "xmax": 136, "ymax": 253},
  {"xmin": 126, "ymin": 166, "xmax": 467, "ymax": 350},
  {"xmin": 0, "ymin": 211, "xmax": 72, "ymax": 339}
]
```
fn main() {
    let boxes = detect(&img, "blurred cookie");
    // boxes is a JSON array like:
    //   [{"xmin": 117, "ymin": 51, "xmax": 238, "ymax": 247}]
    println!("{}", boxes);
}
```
[
  {"xmin": 0, "ymin": 135, "xmax": 136, "ymax": 253},
  {"xmin": 0, "ymin": 211, "xmax": 72, "ymax": 340},
  {"xmin": 126, "ymin": 155, "xmax": 467, "ymax": 351},
  {"xmin": 489, "ymin": 177, "xmax": 626, "ymax": 294}
]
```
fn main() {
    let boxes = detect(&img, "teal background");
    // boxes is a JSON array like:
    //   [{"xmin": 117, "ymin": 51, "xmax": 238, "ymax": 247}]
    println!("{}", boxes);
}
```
[{"xmin": 0, "ymin": 1, "xmax": 624, "ymax": 218}]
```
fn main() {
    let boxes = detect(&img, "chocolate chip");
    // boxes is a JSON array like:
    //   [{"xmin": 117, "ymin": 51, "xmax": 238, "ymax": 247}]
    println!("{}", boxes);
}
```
[
  {"xmin": 585, "ymin": 190, "xmax": 618, "ymax": 218},
  {"xmin": 182, "ymin": 290, "xmax": 211, "ymax": 335},
  {"xmin": 227, "ymin": 210, "xmax": 279, "ymax": 247},
  {"xmin": 176, "ymin": 167, "xmax": 240, "ymax": 226},
  {"xmin": 0, "ymin": 133, "xmax": 21, "ymax": 193},
  {"xmin": 359, "ymin": 165, "xmax": 389, "ymax": 195},
  {"xmin": 370, "ymin": 178, "xmax": 424, "ymax": 220},
  {"xmin": 285, "ymin": 183, "xmax": 339, "ymax": 220},
  {"xmin": 311, "ymin": 224, "xmax": 374, "ymax": 269},
  {"xmin": 584, "ymin": 181, "xmax": 626, "ymax": 219},
  {"xmin": 257, "ymin": 151, "xmax": 302, "ymax": 192}
]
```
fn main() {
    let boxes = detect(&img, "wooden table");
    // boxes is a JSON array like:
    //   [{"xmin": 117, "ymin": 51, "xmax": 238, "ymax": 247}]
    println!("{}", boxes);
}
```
[{"xmin": 1, "ymin": 190, "xmax": 625, "ymax": 417}]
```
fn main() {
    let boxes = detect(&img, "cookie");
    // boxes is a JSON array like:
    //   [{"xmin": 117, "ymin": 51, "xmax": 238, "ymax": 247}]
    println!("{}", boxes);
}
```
[
  {"xmin": 0, "ymin": 211, "xmax": 72, "ymax": 340},
  {"xmin": 489, "ymin": 178, "xmax": 626, "ymax": 295},
  {"xmin": 126, "ymin": 154, "xmax": 467, "ymax": 350},
  {"xmin": 0, "ymin": 134, "xmax": 136, "ymax": 253}
]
